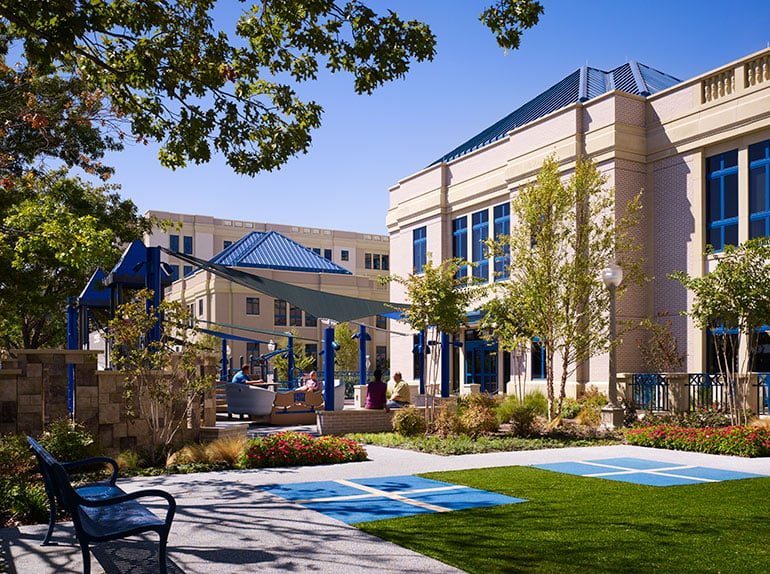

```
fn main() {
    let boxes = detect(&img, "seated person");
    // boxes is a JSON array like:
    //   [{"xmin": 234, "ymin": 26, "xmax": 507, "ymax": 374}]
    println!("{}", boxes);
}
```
[
  {"xmin": 231, "ymin": 364, "xmax": 264, "ymax": 385},
  {"xmin": 386, "ymin": 371, "xmax": 410, "ymax": 408},
  {"xmin": 365, "ymin": 368, "xmax": 388, "ymax": 410},
  {"xmin": 295, "ymin": 370, "xmax": 321, "ymax": 392}
]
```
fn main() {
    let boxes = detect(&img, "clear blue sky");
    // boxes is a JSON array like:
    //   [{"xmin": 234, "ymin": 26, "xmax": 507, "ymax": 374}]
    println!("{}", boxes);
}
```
[{"xmin": 102, "ymin": 0, "xmax": 770, "ymax": 235}]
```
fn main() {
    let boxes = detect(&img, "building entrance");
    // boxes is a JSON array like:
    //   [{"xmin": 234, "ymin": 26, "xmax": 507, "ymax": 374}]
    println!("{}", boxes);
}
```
[{"xmin": 464, "ymin": 330, "xmax": 498, "ymax": 393}]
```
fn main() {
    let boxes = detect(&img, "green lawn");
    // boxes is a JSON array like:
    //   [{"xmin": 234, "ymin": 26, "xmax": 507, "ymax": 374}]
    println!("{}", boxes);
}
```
[{"xmin": 355, "ymin": 466, "xmax": 770, "ymax": 574}]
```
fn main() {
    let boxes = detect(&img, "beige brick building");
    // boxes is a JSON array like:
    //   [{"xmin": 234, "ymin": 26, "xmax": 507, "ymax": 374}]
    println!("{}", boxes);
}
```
[{"xmin": 386, "ymin": 48, "xmax": 770, "ymax": 398}]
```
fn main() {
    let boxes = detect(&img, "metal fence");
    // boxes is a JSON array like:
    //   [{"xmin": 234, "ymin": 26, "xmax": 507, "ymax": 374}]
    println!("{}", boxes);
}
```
[
  {"xmin": 686, "ymin": 373, "xmax": 727, "ymax": 411},
  {"xmin": 755, "ymin": 373, "xmax": 770, "ymax": 416},
  {"xmin": 628, "ymin": 374, "xmax": 669, "ymax": 411}
]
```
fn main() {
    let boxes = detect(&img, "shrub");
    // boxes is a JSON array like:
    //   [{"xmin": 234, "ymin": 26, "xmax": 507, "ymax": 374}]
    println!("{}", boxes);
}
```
[
  {"xmin": 240, "ymin": 432, "xmax": 367, "ymax": 468},
  {"xmin": 205, "ymin": 435, "xmax": 249, "ymax": 465},
  {"xmin": 576, "ymin": 407, "xmax": 601, "ymax": 428},
  {"xmin": 580, "ymin": 385, "xmax": 608, "ymax": 410},
  {"xmin": 393, "ymin": 407, "xmax": 428, "ymax": 436},
  {"xmin": 430, "ymin": 409, "xmax": 464, "ymax": 437},
  {"xmin": 523, "ymin": 391, "xmax": 548, "ymax": 416},
  {"xmin": 462, "ymin": 393, "xmax": 498, "ymax": 410},
  {"xmin": 38, "ymin": 419, "xmax": 96, "ymax": 463},
  {"xmin": 459, "ymin": 404, "xmax": 499, "ymax": 437},
  {"xmin": 508, "ymin": 405, "xmax": 539, "ymax": 437},
  {"xmin": 560, "ymin": 397, "xmax": 582, "ymax": 419},
  {"xmin": 638, "ymin": 406, "xmax": 733, "ymax": 429},
  {"xmin": 166, "ymin": 443, "xmax": 209, "ymax": 466},
  {"xmin": 625, "ymin": 424, "xmax": 770, "ymax": 457}
]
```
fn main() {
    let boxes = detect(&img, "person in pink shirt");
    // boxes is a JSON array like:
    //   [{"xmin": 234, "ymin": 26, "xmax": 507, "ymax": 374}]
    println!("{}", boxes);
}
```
[{"xmin": 365, "ymin": 369, "xmax": 388, "ymax": 410}]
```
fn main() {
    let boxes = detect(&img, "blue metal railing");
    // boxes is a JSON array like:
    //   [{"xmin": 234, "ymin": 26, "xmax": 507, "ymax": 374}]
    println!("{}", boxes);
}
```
[
  {"xmin": 686, "ymin": 373, "xmax": 727, "ymax": 411},
  {"xmin": 629, "ymin": 373, "xmax": 669, "ymax": 411},
  {"xmin": 755, "ymin": 373, "xmax": 770, "ymax": 416}
]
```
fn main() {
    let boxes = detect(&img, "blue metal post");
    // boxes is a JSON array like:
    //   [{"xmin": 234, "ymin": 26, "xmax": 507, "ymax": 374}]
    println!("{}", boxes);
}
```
[
  {"xmin": 418, "ymin": 330, "xmax": 426, "ymax": 395},
  {"xmin": 66, "ymin": 297, "xmax": 79, "ymax": 418},
  {"xmin": 440, "ymin": 331, "xmax": 450, "ymax": 397},
  {"xmin": 358, "ymin": 324, "xmax": 368, "ymax": 386},
  {"xmin": 220, "ymin": 338, "xmax": 229, "ymax": 381},
  {"xmin": 323, "ymin": 326, "xmax": 336, "ymax": 411},
  {"xmin": 145, "ymin": 246, "xmax": 162, "ymax": 343},
  {"xmin": 287, "ymin": 336, "xmax": 295, "ymax": 384}
]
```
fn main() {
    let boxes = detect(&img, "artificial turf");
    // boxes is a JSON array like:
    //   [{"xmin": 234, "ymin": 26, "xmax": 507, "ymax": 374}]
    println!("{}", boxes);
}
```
[{"xmin": 355, "ymin": 466, "xmax": 770, "ymax": 574}]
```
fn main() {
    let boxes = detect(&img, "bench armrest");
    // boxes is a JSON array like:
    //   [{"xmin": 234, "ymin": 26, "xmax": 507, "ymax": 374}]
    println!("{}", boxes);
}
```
[
  {"xmin": 80, "ymin": 488, "xmax": 176, "ymax": 526},
  {"xmin": 62, "ymin": 456, "xmax": 120, "ymax": 484}
]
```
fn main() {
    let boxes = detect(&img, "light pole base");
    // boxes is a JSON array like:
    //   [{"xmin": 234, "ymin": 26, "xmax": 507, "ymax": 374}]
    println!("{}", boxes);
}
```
[{"xmin": 600, "ymin": 405, "xmax": 625, "ymax": 429}]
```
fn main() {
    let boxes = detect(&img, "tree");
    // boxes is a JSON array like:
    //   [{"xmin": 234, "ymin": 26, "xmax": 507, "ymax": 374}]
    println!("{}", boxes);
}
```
[
  {"xmin": 671, "ymin": 239, "xmax": 770, "ymax": 425},
  {"xmin": 383, "ymin": 257, "xmax": 484, "ymax": 417},
  {"xmin": 0, "ymin": 1, "xmax": 543, "ymax": 175},
  {"xmin": 333, "ymin": 322, "xmax": 359, "ymax": 372},
  {"xmin": 484, "ymin": 155, "xmax": 643, "ymax": 420},
  {"xmin": 0, "ymin": 168, "xmax": 149, "ymax": 348},
  {"xmin": 271, "ymin": 332, "xmax": 316, "ymax": 380},
  {"xmin": 107, "ymin": 289, "xmax": 216, "ymax": 463}
]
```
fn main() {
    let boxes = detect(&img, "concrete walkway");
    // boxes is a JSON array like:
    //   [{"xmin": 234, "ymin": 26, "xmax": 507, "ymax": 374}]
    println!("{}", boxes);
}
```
[{"xmin": 4, "ymin": 443, "xmax": 770, "ymax": 573}]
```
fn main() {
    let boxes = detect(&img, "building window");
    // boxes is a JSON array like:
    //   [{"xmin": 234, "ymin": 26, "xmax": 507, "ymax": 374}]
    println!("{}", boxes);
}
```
[
  {"xmin": 312, "ymin": 247, "xmax": 321, "ymax": 255},
  {"xmin": 183, "ymin": 265, "xmax": 193, "ymax": 277},
  {"xmin": 324, "ymin": 248, "xmax": 332, "ymax": 261},
  {"xmin": 169, "ymin": 234, "xmax": 179, "ymax": 252},
  {"xmin": 373, "ymin": 253, "xmax": 381, "ymax": 270},
  {"xmin": 376, "ymin": 345, "xmax": 388, "ymax": 370},
  {"xmin": 197, "ymin": 298, "xmax": 203, "ymax": 316},
  {"xmin": 183, "ymin": 235, "xmax": 193, "ymax": 255},
  {"xmin": 169, "ymin": 265, "xmax": 179, "ymax": 282},
  {"xmin": 290, "ymin": 304, "xmax": 303, "ymax": 327},
  {"xmin": 223, "ymin": 240, "xmax": 232, "ymax": 249},
  {"xmin": 246, "ymin": 342, "xmax": 259, "ymax": 359},
  {"xmin": 749, "ymin": 140, "xmax": 770, "ymax": 239},
  {"xmin": 494, "ymin": 202, "xmax": 510, "ymax": 280},
  {"xmin": 531, "ymin": 339, "xmax": 545, "ymax": 380},
  {"xmin": 381, "ymin": 254, "xmax": 389, "ymax": 270},
  {"xmin": 246, "ymin": 297, "xmax": 260, "ymax": 315},
  {"xmin": 274, "ymin": 299, "xmax": 287, "ymax": 326},
  {"xmin": 706, "ymin": 150, "xmax": 738, "ymax": 251},
  {"xmin": 365, "ymin": 253, "xmax": 372, "ymax": 269},
  {"xmin": 452, "ymin": 216, "xmax": 468, "ymax": 277},
  {"xmin": 413, "ymin": 226, "xmax": 427, "ymax": 274},
  {"xmin": 376, "ymin": 315, "xmax": 387, "ymax": 329},
  {"xmin": 305, "ymin": 313, "xmax": 317, "ymax": 327},
  {"xmin": 341, "ymin": 250, "xmax": 349, "ymax": 261},
  {"xmin": 472, "ymin": 209, "xmax": 489, "ymax": 282}
]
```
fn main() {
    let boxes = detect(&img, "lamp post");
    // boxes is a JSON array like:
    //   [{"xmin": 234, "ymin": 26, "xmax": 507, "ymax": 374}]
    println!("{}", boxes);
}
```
[
  {"xmin": 267, "ymin": 339, "xmax": 276, "ymax": 382},
  {"xmin": 601, "ymin": 262, "xmax": 624, "ymax": 428}
]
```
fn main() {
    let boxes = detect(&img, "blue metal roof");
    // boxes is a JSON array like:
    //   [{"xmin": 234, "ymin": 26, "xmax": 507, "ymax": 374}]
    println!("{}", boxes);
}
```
[
  {"xmin": 431, "ymin": 61, "xmax": 680, "ymax": 165},
  {"xmin": 103, "ymin": 239, "xmax": 174, "ymax": 288},
  {"xmin": 210, "ymin": 230, "xmax": 351, "ymax": 274}
]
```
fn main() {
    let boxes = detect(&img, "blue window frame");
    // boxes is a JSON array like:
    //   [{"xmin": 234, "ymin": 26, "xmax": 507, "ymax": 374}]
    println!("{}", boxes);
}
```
[
  {"xmin": 324, "ymin": 248, "xmax": 332, "ymax": 261},
  {"xmin": 246, "ymin": 297, "xmax": 260, "ymax": 315},
  {"xmin": 183, "ymin": 235, "xmax": 193, "ymax": 255},
  {"xmin": 493, "ymin": 203, "xmax": 510, "ymax": 280},
  {"xmin": 472, "ymin": 210, "xmax": 489, "ymax": 282},
  {"xmin": 750, "ymin": 140, "xmax": 770, "ymax": 239},
  {"xmin": 246, "ymin": 342, "xmax": 259, "ymax": 359},
  {"xmin": 183, "ymin": 265, "xmax": 193, "ymax": 277},
  {"xmin": 531, "ymin": 338, "xmax": 545, "ymax": 380},
  {"xmin": 169, "ymin": 234, "xmax": 179, "ymax": 252},
  {"xmin": 413, "ymin": 226, "xmax": 427, "ymax": 274},
  {"xmin": 706, "ymin": 150, "xmax": 738, "ymax": 251},
  {"xmin": 452, "ymin": 216, "xmax": 468, "ymax": 277},
  {"xmin": 168, "ymin": 265, "xmax": 179, "ymax": 282},
  {"xmin": 274, "ymin": 300, "xmax": 287, "ymax": 326}
]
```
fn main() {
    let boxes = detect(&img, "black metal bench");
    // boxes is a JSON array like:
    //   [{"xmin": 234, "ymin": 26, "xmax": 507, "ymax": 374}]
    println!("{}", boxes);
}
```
[{"xmin": 27, "ymin": 436, "xmax": 176, "ymax": 574}]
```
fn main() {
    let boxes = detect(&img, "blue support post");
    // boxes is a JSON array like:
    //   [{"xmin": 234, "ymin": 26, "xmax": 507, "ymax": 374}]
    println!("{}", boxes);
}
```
[
  {"xmin": 66, "ymin": 297, "xmax": 79, "ymax": 418},
  {"xmin": 287, "ymin": 336, "xmax": 295, "ymax": 384},
  {"xmin": 357, "ymin": 324, "xmax": 369, "ymax": 386},
  {"xmin": 418, "ymin": 330, "xmax": 426, "ymax": 395},
  {"xmin": 220, "ymin": 339, "xmax": 229, "ymax": 382},
  {"xmin": 145, "ymin": 246, "xmax": 162, "ymax": 343},
  {"xmin": 440, "ymin": 331, "xmax": 450, "ymax": 397},
  {"xmin": 323, "ymin": 326, "xmax": 336, "ymax": 411}
]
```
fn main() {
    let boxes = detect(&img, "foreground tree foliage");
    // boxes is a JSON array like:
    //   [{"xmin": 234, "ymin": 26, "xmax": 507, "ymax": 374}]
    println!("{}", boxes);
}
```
[
  {"xmin": 108, "ymin": 289, "xmax": 216, "ymax": 464},
  {"xmin": 484, "ymin": 156, "xmax": 643, "ymax": 420},
  {"xmin": 0, "ymin": 169, "xmax": 148, "ymax": 348},
  {"xmin": 672, "ymin": 239, "xmax": 770, "ymax": 425},
  {"xmin": 0, "ymin": 0, "xmax": 543, "ymax": 175}
]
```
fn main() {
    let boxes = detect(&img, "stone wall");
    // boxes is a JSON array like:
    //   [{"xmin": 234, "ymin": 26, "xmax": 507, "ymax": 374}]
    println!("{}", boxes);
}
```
[
  {"xmin": 316, "ymin": 408, "xmax": 396, "ymax": 435},
  {"xmin": 0, "ymin": 350, "xmax": 216, "ymax": 452}
]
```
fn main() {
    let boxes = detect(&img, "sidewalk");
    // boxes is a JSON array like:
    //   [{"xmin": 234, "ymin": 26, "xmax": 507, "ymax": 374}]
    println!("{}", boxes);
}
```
[{"xmin": 4, "ymin": 444, "xmax": 770, "ymax": 573}]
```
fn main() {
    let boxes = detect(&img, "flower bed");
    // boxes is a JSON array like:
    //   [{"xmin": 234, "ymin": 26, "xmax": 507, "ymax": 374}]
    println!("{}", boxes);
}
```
[
  {"xmin": 625, "ymin": 425, "xmax": 770, "ymax": 457},
  {"xmin": 240, "ymin": 431, "xmax": 368, "ymax": 468}
]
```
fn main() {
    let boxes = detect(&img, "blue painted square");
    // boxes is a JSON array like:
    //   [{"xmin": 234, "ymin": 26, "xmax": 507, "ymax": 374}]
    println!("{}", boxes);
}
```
[
  {"xmin": 585, "ymin": 457, "xmax": 680, "ymax": 471},
  {"xmin": 600, "ymin": 472, "xmax": 701, "ymax": 486},
  {"xmin": 260, "ymin": 475, "xmax": 527, "ymax": 524},
  {"xmin": 534, "ymin": 461, "xmax": 609, "ymax": 476},
  {"xmin": 667, "ymin": 466, "xmax": 762, "ymax": 482}
]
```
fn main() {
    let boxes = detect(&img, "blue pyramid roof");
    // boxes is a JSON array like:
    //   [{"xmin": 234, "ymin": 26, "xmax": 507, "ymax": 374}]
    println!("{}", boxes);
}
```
[
  {"xmin": 103, "ymin": 239, "xmax": 174, "ymax": 287},
  {"xmin": 432, "ymin": 61, "xmax": 680, "ymax": 165},
  {"xmin": 210, "ymin": 230, "xmax": 351, "ymax": 274},
  {"xmin": 79, "ymin": 268, "xmax": 110, "ymax": 308}
]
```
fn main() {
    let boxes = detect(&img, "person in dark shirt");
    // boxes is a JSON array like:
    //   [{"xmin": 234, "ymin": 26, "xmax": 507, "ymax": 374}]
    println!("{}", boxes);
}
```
[{"xmin": 365, "ymin": 368, "xmax": 388, "ymax": 410}]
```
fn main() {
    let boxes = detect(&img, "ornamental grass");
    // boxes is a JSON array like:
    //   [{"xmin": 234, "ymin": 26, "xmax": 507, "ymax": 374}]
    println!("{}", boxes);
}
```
[
  {"xmin": 240, "ymin": 431, "xmax": 367, "ymax": 468},
  {"xmin": 625, "ymin": 424, "xmax": 770, "ymax": 457}
]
